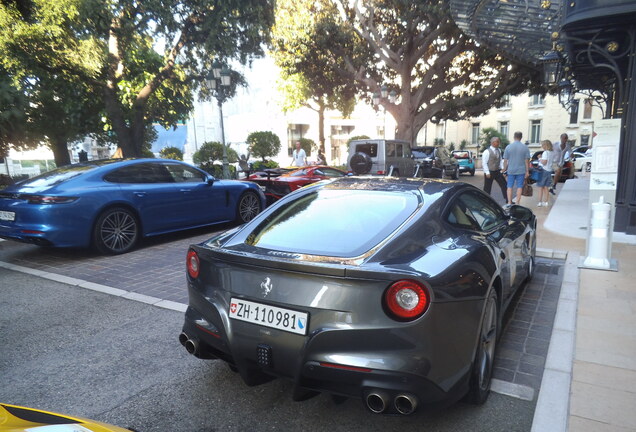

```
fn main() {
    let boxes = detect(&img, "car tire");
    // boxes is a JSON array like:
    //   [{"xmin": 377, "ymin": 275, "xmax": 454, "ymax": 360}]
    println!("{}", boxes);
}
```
[
  {"xmin": 236, "ymin": 191, "xmax": 261, "ymax": 224},
  {"xmin": 585, "ymin": 162, "xmax": 591, "ymax": 172},
  {"xmin": 470, "ymin": 169, "xmax": 475, "ymax": 176},
  {"xmin": 93, "ymin": 207, "xmax": 139, "ymax": 255},
  {"xmin": 453, "ymin": 167, "xmax": 460, "ymax": 180},
  {"xmin": 391, "ymin": 169, "xmax": 400, "ymax": 177},
  {"xmin": 466, "ymin": 289, "xmax": 498, "ymax": 405},
  {"xmin": 350, "ymin": 152, "xmax": 372, "ymax": 175}
]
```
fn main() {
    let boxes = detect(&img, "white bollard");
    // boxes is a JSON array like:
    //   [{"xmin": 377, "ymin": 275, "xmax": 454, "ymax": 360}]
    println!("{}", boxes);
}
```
[{"xmin": 583, "ymin": 196, "xmax": 612, "ymax": 269}]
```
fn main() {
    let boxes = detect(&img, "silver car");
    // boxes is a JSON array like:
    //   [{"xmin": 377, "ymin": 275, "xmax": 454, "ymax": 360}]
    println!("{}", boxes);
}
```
[
  {"xmin": 347, "ymin": 139, "xmax": 416, "ymax": 177},
  {"xmin": 180, "ymin": 177, "xmax": 536, "ymax": 414}
]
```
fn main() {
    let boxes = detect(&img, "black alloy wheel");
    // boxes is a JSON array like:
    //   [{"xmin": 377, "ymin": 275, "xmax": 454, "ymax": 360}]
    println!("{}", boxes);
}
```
[
  {"xmin": 93, "ymin": 207, "xmax": 139, "ymax": 255},
  {"xmin": 466, "ymin": 289, "xmax": 498, "ymax": 404},
  {"xmin": 236, "ymin": 191, "xmax": 261, "ymax": 223}
]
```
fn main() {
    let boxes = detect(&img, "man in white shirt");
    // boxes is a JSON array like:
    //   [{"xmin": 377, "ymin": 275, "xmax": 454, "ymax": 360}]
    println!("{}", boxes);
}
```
[
  {"xmin": 482, "ymin": 136, "xmax": 507, "ymax": 201},
  {"xmin": 550, "ymin": 133, "xmax": 571, "ymax": 194},
  {"xmin": 291, "ymin": 141, "xmax": 307, "ymax": 167}
]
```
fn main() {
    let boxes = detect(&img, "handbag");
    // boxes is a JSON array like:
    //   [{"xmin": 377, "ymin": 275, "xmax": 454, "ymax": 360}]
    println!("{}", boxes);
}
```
[{"xmin": 522, "ymin": 180, "xmax": 533, "ymax": 197}]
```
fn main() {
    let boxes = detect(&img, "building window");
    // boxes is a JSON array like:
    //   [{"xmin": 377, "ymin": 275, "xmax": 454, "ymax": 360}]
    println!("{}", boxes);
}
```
[
  {"xmin": 498, "ymin": 121, "xmax": 509, "ymax": 139},
  {"xmin": 498, "ymin": 95, "xmax": 511, "ymax": 108},
  {"xmin": 580, "ymin": 135, "xmax": 590, "ymax": 147},
  {"xmin": 530, "ymin": 120, "xmax": 542, "ymax": 144},
  {"xmin": 288, "ymin": 124, "xmax": 307, "ymax": 155},
  {"xmin": 569, "ymin": 100, "xmax": 579, "ymax": 124},
  {"xmin": 471, "ymin": 123, "xmax": 480, "ymax": 145},
  {"xmin": 530, "ymin": 94, "xmax": 545, "ymax": 106},
  {"xmin": 583, "ymin": 99, "xmax": 593, "ymax": 119}
]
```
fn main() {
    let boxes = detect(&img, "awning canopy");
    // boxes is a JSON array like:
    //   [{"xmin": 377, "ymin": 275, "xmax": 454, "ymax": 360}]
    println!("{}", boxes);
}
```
[{"xmin": 449, "ymin": 0, "xmax": 562, "ymax": 69}]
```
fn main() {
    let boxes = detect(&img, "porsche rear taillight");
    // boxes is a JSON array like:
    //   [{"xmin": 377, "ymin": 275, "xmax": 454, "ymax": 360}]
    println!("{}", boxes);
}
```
[
  {"xmin": 26, "ymin": 195, "xmax": 78, "ymax": 204},
  {"xmin": 186, "ymin": 249, "xmax": 200, "ymax": 279},
  {"xmin": 384, "ymin": 280, "xmax": 430, "ymax": 321}
]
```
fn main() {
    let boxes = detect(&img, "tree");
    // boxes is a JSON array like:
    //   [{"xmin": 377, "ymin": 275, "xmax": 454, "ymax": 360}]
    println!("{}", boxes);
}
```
[
  {"xmin": 479, "ymin": 127, "xmax": 510, "ymax": 153},
  {"xmin": 0, "ymin": 69, "xmax": 30, "ymax": 159},
  {"xmin": 303, "ymin": 1, "xmax": 541, "ymax": 143},
  {"xmin": 272, "ymin": 0, "xmax": 357, "ymax": 150},
  {"xmin": 247, "ymin": 131, "xmax": 281, "ymax": 161},
  {"xmin": 193, "ymin": 141, "xmax": 238, "ymax": 165},
  {"xmin": 159, "ymin": 146, "xmax": 183, "ymax": 161},
  {"xmin": 0, "ymin": 0, "xmax": 275, "ymax": 158}
]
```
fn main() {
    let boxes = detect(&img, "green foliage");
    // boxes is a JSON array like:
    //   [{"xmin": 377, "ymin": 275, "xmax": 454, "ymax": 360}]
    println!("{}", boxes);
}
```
[
  {"xmin": 448, "ymin": 142, "xmax": 455, "ymax": 152},
  {"xmin": 434, "ymin": 138, "xmax": 445, "ymax": 146},
  {"xmin": 290, "ymin": 1, "xmax": 540, "ymax": 142},
  {"xmin": 297, "ymin": 137, "xmax": 317, "ymax": 156},
  {"xmin": 347, "ymin": 135, "xmax": 371, "ymax": 145},
  {"xmin": 479, "ymin": 127, "xmax": 510, "ymax": 153},
  {"xmin": 246, "ymin": 131, "xmax": 281, "ymax": 161},
  {"xmin": 459, "ymin": 139, "xmax": 468, "ymax": 150},
  {"xmin": 159, "ymin": 146, "xmax": 184, "ymax": 161},
  {"xmin": 193, "ymin": 141, "xmax": 239, "ymax": 167},
  {"xmin": 273, "ymin": 0, "xmax": 357, "ymax": 148},
  {"xmin": 0, "ymin": 0, "xmax": 275, "ymax": 157},
  {"xmin": 252, "ymin": 160, "xmax": 280, "ymax": 171}
]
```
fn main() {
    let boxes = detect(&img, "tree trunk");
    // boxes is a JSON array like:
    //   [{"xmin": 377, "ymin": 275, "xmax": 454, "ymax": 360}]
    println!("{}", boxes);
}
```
[
  {"xmin": 49, "ymin": 138, "xmax": 71, "ymax": 167},
  {"xmin": 317, "ymin": 101, "xmax": 326, "ymax": 152}
]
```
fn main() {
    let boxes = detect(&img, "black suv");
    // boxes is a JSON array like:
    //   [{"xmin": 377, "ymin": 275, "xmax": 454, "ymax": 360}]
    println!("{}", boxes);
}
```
[{"xmin": 412, "ymin": 146, "xmax": 459, "ymax": 179}]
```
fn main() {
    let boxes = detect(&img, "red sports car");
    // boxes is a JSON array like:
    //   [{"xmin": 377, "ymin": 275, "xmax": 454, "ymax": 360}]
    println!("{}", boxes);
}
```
[{"xmin": 248, "ymin": 166, "xmax": 347, "ymax": 205}]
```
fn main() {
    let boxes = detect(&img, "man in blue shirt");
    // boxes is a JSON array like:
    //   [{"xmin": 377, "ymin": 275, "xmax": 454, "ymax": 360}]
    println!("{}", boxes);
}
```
[{"xmin": 503, "ymin": 131, "xmax": 530, "ymax": 206}]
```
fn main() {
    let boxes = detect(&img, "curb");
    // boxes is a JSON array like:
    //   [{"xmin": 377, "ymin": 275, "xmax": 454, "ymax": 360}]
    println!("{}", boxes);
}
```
[{"xmin": 531, "ymin": 250, "xmax": 579, "ymax": 432}]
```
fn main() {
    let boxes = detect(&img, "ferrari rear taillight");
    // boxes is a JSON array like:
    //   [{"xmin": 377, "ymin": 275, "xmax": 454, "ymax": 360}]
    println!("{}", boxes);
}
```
[
  {"xmin": 384, "ymin": 280, "xmax": 430, "ymax": 320},
  {"xmin": 186, "ymin": 249, "xmax": 200, "ymax": 279}
]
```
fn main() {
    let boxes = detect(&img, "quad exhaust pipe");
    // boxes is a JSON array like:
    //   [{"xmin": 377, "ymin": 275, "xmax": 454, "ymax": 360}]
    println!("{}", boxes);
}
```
[
  {"xmin": 366, "ymin": 391, "xmax": 389, "ymax": 414},
  {"xmin": 179, "ymin": 332, "xmax": 199, "ymax": 355},
  {"xmin": 365, "ymin": 390, "xmax": 418, "ymax": 415},
  {"xmin": 394, "ymin": 393, "xmax": 417, "ymax": 415}
]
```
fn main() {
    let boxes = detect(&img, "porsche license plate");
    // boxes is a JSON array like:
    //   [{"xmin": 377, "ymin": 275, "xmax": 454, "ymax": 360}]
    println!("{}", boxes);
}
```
[
  {"xmin": 0, "ymin": 211, "xmax": 15, "ymax": 221},
  {"xmin": 229, "ymin": 298, "xmax": 308, "ymax": 335}
]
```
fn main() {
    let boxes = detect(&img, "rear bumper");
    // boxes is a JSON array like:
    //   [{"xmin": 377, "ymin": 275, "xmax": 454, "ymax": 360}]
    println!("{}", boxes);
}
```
[{"xmin": 181, "ymin": 285, "xmax": 481, "ymax": 411}]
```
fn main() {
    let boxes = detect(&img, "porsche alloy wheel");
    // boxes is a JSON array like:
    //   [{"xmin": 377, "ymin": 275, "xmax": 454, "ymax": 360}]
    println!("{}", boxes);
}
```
[
  {"xmin": 237, "ymin": 191, "xmax": 261, "ymax": 223},
  {"xmin": 93, "ymin": 207, "xmax": 139, "ymax": 255},
  {"xmin": 467, "ymin": 290, "xmax": 498, "ymax": 404}
]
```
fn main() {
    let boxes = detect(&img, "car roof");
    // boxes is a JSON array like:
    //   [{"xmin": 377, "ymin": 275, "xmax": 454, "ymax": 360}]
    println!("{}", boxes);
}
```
[{"xmin": 320, "ymin": 175, "xmax": 467, "ymax": 197}]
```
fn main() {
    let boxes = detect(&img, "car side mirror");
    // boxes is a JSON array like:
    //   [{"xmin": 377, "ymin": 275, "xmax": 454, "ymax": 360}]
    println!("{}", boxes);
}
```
[
  {"xmin": 207, "ymin": 175, "xmax": 215, "ymax": 185},
  {"xmin": 508, "ymin": 205, "xmax": 533, "ymax": 222}
]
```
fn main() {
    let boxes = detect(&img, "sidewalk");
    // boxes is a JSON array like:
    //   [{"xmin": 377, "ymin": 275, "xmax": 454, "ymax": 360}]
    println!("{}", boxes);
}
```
[{"xmin": 529, "ymin": 173, "xmax": 636, "ymax": 431}]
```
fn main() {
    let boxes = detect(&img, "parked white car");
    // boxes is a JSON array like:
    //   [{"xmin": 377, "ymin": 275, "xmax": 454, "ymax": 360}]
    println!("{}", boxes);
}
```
[{"xmin": 572, "ymin": 151, "xmax": 592, "ymax": 172}]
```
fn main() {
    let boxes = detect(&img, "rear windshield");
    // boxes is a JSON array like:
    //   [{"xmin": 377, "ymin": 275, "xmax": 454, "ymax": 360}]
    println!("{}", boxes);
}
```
[
  {"xmin": 412, "ymin": 147, "xmax": 434, "ymax": 158},
  {"xmin": 13, "ymin": 164, "xmax": 99, "ymax": 189},
  {"xmin": 354, "ymin": 143, "xmax": 378, "ymax": 157},
  {"xmin": 245, "ymin": 189, "xmax": 419, "ymax": 257},
  {"xmin": 453, "ymin": 151, "xmax": 470, "ymax": 159}
]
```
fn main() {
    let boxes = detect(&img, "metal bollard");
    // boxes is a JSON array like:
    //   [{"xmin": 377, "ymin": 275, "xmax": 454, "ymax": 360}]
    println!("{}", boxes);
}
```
[{"xmin": 583, "ymin": 196, "xmax": 612, "ymax": 269}]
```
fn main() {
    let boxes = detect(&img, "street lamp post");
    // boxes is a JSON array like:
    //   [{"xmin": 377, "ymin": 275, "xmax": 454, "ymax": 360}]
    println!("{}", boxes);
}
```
[
  {"xmin": 206, "ymin": 61, "xmax": 232, "ymax": 179},
  {"xmin": 373, "ymin": 85, "xmax": 397, "ymax": 139}
]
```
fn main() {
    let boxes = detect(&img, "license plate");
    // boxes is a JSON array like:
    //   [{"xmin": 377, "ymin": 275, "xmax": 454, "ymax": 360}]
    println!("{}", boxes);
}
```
[
  {"xmin": 0, "ymin": 211, "xmax": 15, "ymax": 221},
  {"xmin": 229, "ymin": 298, "xmax": 309, "ymax": 335}
]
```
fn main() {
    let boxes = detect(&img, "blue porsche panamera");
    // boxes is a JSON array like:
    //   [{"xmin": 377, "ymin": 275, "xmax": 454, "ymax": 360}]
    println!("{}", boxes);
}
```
[{"xmin": 0, "ymin": 159, "xmax": 265, "ymax": 254}]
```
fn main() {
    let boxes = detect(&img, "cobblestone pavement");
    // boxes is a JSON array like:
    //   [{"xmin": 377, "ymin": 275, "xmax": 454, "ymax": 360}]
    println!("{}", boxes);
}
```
[{"xmin": 0, "ymin": 230, "xmax": 563, "ymax": 395}]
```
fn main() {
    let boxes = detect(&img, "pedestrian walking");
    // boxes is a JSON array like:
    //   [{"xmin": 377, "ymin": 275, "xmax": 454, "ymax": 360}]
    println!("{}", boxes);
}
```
[
  {"xmin": 482, "ymin": 136, "xmax": 507, "ymax": 201},
  {"xmin": 536, "ymin": 140, "xmax": 555, "ymax": 207},
  {"xmin": 503, "ymin": 131, "xmax": 530, "ymax": 206}
]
